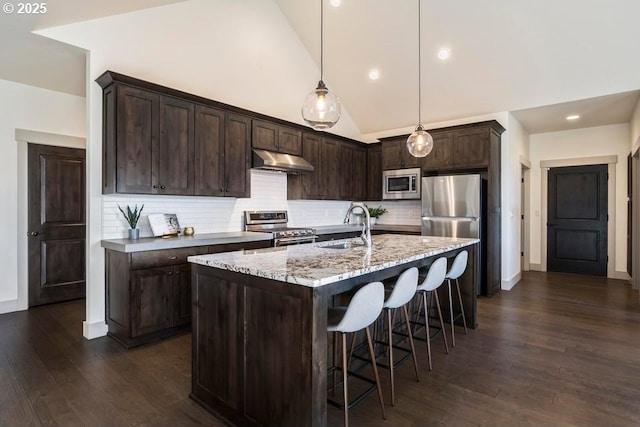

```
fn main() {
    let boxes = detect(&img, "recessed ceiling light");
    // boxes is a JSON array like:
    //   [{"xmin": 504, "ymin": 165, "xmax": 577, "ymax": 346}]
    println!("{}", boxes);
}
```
[
  {"xmin": 368, "ymin": 69, "xmax": 380, "ymax": 80},
  {"xmin": 330, "ymin": 0, "xmax": 341, "ymax": 6},
  {"xmin": 566, "ymin": 114, "xmax": 580, "ymax": 121},
  {"xmin": 437, "ymin": 47, "xmax": 451, "ymax": 61}
]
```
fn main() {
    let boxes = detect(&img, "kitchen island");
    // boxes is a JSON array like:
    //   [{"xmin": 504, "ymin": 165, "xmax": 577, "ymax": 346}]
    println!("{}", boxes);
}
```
[{"xmin": 188, "ymin": 234, "xmax": 479, "ymax": 427}]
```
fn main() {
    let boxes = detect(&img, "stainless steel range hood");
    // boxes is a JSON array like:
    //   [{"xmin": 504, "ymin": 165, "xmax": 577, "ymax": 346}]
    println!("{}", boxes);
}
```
[{"xmin": 251, "ymin": 148, "xmax": 314, "ymax": 174}]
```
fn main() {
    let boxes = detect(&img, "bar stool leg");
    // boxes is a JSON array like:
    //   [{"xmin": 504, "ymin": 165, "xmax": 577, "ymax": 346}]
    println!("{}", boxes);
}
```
[
  {"xmin": 447, "ymin": 279, "xmax": 456, "ymax": 347},
  {"xmin": 433, "ymin": 290, "xmax": 449, "ymax": 354},
  {"xmin": 455, "ymin": 278, "xmax": 468, "ymax": 334},
  {"xmin": 402, "ymin": 304, "xmax": 420, "ymax": 382},
  {"xmin": 386, "ymin": 309, "xmax": 395, "ymax": 405},
  {"xmin": 422, "ymin": 291, "xmax": 432, "ymax": 371},
  {"xmin": 365, "ymin": 326, "xmax": 386, "ymax": 420},
  {"xmin": 341, "ymin": 332, "xmax": 349, "ymax": 427}
]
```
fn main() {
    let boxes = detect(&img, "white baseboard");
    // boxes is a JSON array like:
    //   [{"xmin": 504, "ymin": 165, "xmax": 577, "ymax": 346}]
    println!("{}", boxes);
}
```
[
  {"xmin": 83, "ymin": 320, "xmax": 108, "ymax": 340},
  {"xmin": 612, "ymin": 271, "xmax": 631, "ymax": 281},
  {"xmin": 530, "ymin": 263, "xmax": 543, "ymax": 271},
  {"xmin": 0, "ymin": 299, "xmax": 23, "ymax": 315},
  {"xmin": 501, "ymin": 272, "xmax": 521, "ymax": 291}
]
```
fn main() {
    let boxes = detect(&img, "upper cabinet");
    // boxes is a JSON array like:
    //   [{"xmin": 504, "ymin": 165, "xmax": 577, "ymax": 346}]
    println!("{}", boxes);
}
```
[
  {"xmin": 98, "ymin": 71, "xmax": 250, "ymax": 197},
  {"xmin": 252, "ymin": 119, "xmax": 302, "ymax": 155},
  {"xmin": 381, "ymin": 137, "xmax": 421, "ymax": 170},
  {"xmin": 366, "ymin": 144, "xmax": 383, "ymax": 201}
]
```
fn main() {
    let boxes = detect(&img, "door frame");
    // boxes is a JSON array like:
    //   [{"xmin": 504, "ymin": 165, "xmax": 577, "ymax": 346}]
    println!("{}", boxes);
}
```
[
  {"xmin": 632, "ymin": 147, "xmax": 640, "ymax": 290},
  {"xmin": 16, "ymin": 129, "xmax": 85, "ymax": 311},
  {"xmin": 520, "ymin": 156, "xmax": 531, "ymax": 272},
  {"xmin": 540, "ymin": 155, "xmax": 617, "ymax": 278}
]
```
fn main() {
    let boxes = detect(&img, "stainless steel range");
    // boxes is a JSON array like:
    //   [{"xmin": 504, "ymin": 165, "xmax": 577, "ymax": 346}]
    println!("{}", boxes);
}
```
[{"xmin": 244, "ymin": 210, "xmax": 316, "ymax": 247}]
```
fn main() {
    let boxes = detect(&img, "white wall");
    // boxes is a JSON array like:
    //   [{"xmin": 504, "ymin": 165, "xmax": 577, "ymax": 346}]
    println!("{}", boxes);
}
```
[
  {"xmin": 501, "ymin": 114, "xmax": 530, "ymax": 290},
  {"xmin": 631, "ymin": 98, "xmax": 640, "ymax": 153},
  {"xmin": 0, "ymin": 79, "xmax": 85, "ymax": 314},
  {"xmin": 529, "ymin": 124, "xmax": 630, "ymax": 277}
]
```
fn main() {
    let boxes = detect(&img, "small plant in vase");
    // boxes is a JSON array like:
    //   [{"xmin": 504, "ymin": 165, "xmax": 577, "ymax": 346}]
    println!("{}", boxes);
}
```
[
  {"xmin": 118, "ymin": 204, "xmax": 144, "ymax": 240},
  {"xmin": 365, "ymin": 205, "xmax": 387, "ymax": 226}
]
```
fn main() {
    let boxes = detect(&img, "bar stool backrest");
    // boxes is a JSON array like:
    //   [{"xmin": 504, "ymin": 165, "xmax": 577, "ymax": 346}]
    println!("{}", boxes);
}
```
[
  {"xmin": 446, "ymin": 250, "xmax": 468, "ymax": 280},
  {"xmin": 328, "ymin": 282, "xmax": 384, "ymax": 333},
  {"xmin": 383, "ymin": 267, "xmax": 418, "ymax": 309},
  {"xmin": 417, "ymin": 257, "xmax": 447, "ymax": 292}
]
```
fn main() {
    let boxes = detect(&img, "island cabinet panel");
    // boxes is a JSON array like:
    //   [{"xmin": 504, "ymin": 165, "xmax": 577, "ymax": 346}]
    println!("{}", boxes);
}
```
[
  {"xmin": 366, "ymin": 144, "xmax": 383, "ymax": 201},
  {"xmin": 252, "ymin": 119, "xmax": 302, "ymax": 155},
  {"xmin": 105, "ymin": 240, "xmax": 270, "ymax": 348}
]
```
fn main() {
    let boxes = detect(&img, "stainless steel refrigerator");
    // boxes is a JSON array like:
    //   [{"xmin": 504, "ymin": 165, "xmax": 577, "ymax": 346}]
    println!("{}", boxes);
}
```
[{"xmin": 421, "ymin": 174, "xmax": 486, "ymax": 293}]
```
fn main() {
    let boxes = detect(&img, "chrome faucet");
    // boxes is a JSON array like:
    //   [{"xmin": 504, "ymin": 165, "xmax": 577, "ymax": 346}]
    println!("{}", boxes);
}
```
[{"xmin": 343, "ymin": 202, "xmax": 372, "ymax": 248}]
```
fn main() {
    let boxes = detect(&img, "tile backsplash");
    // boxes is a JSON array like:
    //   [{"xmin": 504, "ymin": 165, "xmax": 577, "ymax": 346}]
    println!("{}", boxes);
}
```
[{"xmin": 103, "ymin": 170, "xmax": 421, "ymax": 239}]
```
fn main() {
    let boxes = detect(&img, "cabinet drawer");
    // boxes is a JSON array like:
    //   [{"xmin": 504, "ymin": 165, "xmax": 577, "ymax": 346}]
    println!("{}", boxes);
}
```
[{"xmin": 131, "ymin": 246, "xmax": 209, "ymax": 269}]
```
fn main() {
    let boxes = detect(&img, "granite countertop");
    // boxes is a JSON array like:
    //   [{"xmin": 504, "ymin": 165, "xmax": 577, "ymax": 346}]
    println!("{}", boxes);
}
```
[
  {"xmin": 101, "ymin": 231, "xmax": 273, "ymax": 253},
  {"xmin": 314, "ymin": 223, "xmax": 421, "ymax": 234},
  {"xmin": 188, "ymin": 234, "xmax": 478, "ymax": 288}
]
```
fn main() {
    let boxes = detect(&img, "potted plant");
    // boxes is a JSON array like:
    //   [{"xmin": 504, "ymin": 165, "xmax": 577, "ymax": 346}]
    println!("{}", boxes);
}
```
[
  {"xmin": 365, "ymin": 205, "xmax": 387, "ymax": 226},
  {"xmin": 118, "ymin": 204, "xmax": 144, "ymax": 240}
]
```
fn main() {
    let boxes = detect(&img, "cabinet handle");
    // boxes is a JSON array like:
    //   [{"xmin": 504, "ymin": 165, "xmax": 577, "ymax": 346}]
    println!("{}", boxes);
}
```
[
  {"xmin": 168, "ymin": 271, "xmax": 173, "ymax": 276},
  {"xmin": 29, "ymin": 231, "xmax": 39, "ymax": 237},
  {"xmin": 225, "ymin": 188, "xmax": 230, "ymax": 192},
  {"xmin": 219, "ymin": 187, "xmax": 224, "ymax": 192},
  {"xmin": 153, "ymin": 185, "xmax": 158, "ymax": 189},
  {"xmin": 160, "ymin": 185, "xmax": 166, "ymax": 190},
  {"xmin": 168, "ymin": 256, "xmax": 178, "ymax": 260},
  {"xmin": 176, "ymin": 271, "xmax": 181, "ymax": 275}
]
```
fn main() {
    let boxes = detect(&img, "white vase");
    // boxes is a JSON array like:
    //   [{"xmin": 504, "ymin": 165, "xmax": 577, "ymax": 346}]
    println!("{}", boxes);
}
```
[{"xmin": 370, "ymin": 217, "xmax": 377, "ymax": 226}]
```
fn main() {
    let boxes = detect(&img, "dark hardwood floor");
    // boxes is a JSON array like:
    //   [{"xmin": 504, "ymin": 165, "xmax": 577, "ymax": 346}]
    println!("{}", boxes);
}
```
[{"xmin": 1, "ymin": 271, "xmax": 639, "ymax": 426}]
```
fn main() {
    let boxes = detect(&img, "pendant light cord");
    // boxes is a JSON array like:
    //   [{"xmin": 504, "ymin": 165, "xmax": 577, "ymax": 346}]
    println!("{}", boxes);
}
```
[
  {"xmin": 320, "ymin": 0, "xmax": 324, "ymax": 82},
  {"xmin": 418, "ymin": 0, "xmax": 421, "ymax": 126}
]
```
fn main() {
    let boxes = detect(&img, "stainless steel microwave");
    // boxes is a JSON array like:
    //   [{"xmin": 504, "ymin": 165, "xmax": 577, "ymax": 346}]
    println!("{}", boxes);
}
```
[{"xmin": 382, "ymin": 168, "xmax": 421, "ymax": 200}]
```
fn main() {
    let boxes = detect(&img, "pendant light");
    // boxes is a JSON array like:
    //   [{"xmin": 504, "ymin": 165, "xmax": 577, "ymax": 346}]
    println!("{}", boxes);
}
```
[
  {"xmin": 301, "ymin": 0, "xmax": 341, "ymax": 130},
  {"xmin": 407, "ymin": 0, "xmax": 433, "ymax": 158}
]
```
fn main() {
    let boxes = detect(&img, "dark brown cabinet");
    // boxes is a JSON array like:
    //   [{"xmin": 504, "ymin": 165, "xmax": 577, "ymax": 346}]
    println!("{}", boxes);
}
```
[
  {"xmin": 451, "ymin": 127, "xmax": 491, "ymax": 168},
  {"xmin": 381, "ymin": 137, "xmax": 421, "ymax": 170},
  {"xmin": 252, "ymin": 119, "xmax": 302, "ymax": 155},
  {"xmin": 367, "ymin": 144, "xmax": 383, "ymax": 201},
  {"xmin": 338, "ymin": 142, "xmax": 367, "ymax": 201},
  {"xmin": 98, "ymin": 71, "xmax": 251, "ymax": 198},
  {"xmin": 421, "ymin": 131, "xmax": 454, "ymax": 171},
  {"xmin": 105, "ymin": 240, "xmax": 271, "ymax": 348}
]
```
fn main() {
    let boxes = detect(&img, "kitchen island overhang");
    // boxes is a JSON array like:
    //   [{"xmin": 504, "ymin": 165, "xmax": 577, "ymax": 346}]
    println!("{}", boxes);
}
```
[{"xmin": 188, "ymin": 234, "xmax": 479, "ymax": 427}]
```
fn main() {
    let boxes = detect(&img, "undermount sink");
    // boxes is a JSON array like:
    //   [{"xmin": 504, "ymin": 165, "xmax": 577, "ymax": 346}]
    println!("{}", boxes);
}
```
[{"xmin": 321, "ymin": 242, "xmax": 353, "ymax": 249}]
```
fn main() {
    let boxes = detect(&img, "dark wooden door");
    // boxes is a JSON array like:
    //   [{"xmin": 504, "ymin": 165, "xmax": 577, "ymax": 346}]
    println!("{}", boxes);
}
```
[
  {"xmin": 627, "ymin": 154, "xmax": 632, "ymax": 276},
  {"xmin": 116, "ymin": 85, "xmax": 158, "ymax": 194},
  {"xmin": 224, "ymin": 113, "xmax": 251, "ymax": 198},
  {"xmin": 278, "ymin": 127, "xmax": 302, "ymax": 155},
  {"xmin": 422, "ymin": 130, "xmax": 453, "ymax": 171},
  {"xmin": 131, "ymin": 266, "xmax": 174, "ymax": 337},
  {"xmin": 366, "ymin": 144, "xmax": 382, "ymax": 201},
  {"xmin": 547, "ymin": 164, "xmax": 608, "ymax": 276},
  {"xmin": 381, "ymin": 140, "xmax": 403, "ymax": 170},
  {"xmin": 28, "ymin": 144, "xmax": 86, "ymax": 307},
  {"xmin": 338, "ymin": 142, "xmax": 353, "ymax": 200},
  {"xmin": 158, "ymin": 96, "xmax": 195, "ymax": 195},
  {"xmin": 352, "ymin": 145, "xmax": 367, "ymax": 200},
  {"xmin": 452, "ymin": 127, "xmax": 489, "ymax": 168},
  {"xmin": 301, "ymin": 133, "xmax": 323, "ymax": 199},
  {"xmin": 321, "ymin": 137, "xmax": 339, "ymax": 199},
  {"xmin": 174, "ymin": 264, "xmax": 191, "ymax": 327},
  {"xmin": 251, "ymin": 119, "xmax": 279, "ymax": 152},
  {"xmin": 194, "ymin": 105, "xmax": 225, "ymax": 196}
]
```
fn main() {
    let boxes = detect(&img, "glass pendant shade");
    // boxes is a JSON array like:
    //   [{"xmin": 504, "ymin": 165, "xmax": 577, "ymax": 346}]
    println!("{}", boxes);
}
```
[
  {"xmin": 406, "ymin": 125, "xmax": 434, "ymax": 158},
  {"xmin": 302, "ymin": 80, "xmax": 341, "ymax": 130}
]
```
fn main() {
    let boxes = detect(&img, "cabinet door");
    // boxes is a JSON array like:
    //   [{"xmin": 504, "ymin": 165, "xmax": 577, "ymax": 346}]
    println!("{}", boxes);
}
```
[
  {"xmin": 194, "ymin": 105, "xmax": 225, "ymax": 196},
  {"xmin": 252, "ymin": 119, "xmax": 279, "ymax": 152},
  {"xmin": 158, "ymin": 96, "xmax": 195, "ymax": 195},
  {"xmin": 402, "ymin": 139, "xmax": 421, "ymax": 169},
  {"xmin": 224, "ymin": 113, "xmax": 251, "ymax": 198},
  {"xmin": 173, "ymin": 264, "xmax": 192, "ymax": 327},
  {"xmin": 381, "ymin": 140, "xmax": 403, "ymax": 170},
  {"xmin": 321, "ymin": 137, "xmax": 340, "ymax": 199},
  {"xmin": 452, "ymin": 127, "xmax": 490, "ymax": 168},
  {"xmin": 301, "ymin": 133, "xmax": 324, "ymax": 199},
  {"xmin": 352, "ymin": 145, "xmax": 367, "ymax": 201},
  {"xmin": 422, "ymin": 131, "xmax": 453, "ymax": 171},
  {"xmin": 366, "ymin": 144, "xmax": 382, "ymax": 201},
  {"xmin": 338, "ymin": 143, "xmax": 354, "ymax": 200},
  {"xmin": 131, "ymin": 266, "xmax": 174, "ymax": 337},
  {"xmin": 278, "ymin": 127, "xmax": 302, "ymax": 155},
  {"xmin": 116, "ymin": 85, "xmax": 159, "ymax": 194}
]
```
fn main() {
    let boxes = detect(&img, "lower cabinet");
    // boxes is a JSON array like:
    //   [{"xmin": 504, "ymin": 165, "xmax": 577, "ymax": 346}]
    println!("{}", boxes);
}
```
[{"xmin": 105, "ymin": 240, "xmax": 271, "ymax": 348}]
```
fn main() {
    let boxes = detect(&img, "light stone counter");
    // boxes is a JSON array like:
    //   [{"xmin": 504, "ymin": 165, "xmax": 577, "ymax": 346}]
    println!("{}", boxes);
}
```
[
  {"xmin": 101, "ymin": 231, "xmax": 272, "ymax": 253},
  {"xmin": 188, "ymin": 234, "xmax": 478, "ymax": 287}
]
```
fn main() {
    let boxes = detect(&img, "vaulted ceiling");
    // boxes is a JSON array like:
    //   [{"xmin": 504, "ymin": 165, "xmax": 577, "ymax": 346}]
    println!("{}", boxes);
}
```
[{"xmin": 2, "ymin": 0, "xmax": 639, "ymax": 136}]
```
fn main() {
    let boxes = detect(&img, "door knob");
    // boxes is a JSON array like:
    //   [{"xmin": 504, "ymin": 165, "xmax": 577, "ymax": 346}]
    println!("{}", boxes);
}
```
[{"xmin": 29, "ymin": 231, "xmax": 38, "ymax": 236}]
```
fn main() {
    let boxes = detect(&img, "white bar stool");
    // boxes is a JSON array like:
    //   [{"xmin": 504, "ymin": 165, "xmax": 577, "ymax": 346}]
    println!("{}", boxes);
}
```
[
  {"xmin": 327, "ymin": 281, "xmax": 386, "ymax": 427},
  {"xmin": 446, "ymin": 250, "xmax": 469, "ymax": 347},
  {"xmin": 416, "ymin": 257, "xmax": 449, "ymax": 371},
  {"xmin": 379, "ymin": 267, "xmax": 421, "ymax": 405}
]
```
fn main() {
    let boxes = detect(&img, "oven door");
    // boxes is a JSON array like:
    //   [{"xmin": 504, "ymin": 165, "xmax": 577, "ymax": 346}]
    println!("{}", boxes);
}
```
[{"xmin": 273, "ymin": 236, "xmax": 317, "ymax": 247}]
